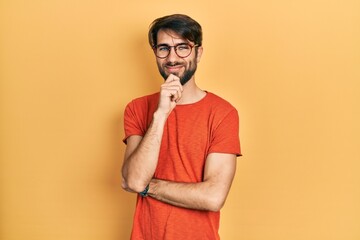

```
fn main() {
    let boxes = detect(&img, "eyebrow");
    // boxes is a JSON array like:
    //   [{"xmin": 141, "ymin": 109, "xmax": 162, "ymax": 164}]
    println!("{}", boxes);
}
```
[{"xmin": 156, "ymin": 43, "xmax": 189, "ymax": 47}]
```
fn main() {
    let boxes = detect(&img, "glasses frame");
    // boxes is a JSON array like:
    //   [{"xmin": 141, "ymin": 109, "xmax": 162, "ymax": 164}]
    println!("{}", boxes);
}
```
[{"xmin": 152, "ymin": 43, "xmax": 198, "ymax": 59}]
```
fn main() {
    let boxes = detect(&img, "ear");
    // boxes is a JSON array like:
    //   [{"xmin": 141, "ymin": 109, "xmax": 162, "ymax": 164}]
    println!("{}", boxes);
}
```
[{"xmin": 196, "ymin": 46, "xmax": 203, "ymax": 63}]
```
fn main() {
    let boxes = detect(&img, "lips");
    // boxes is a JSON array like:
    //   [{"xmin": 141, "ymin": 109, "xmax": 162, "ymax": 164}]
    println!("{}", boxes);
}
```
[{"xmin": 165, "ymin": 64, "xmax": 184, "ymax": 73}]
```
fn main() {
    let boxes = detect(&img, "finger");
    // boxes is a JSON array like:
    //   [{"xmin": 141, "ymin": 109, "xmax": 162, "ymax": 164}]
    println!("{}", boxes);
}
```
[
  {"xmin": 170, "ymin": 90, "xmax": 181, "ymax": 102},
  {"xmin": 165, "ymin": 74, "xmax": 180, "ymax": 83},
  {"xmin": 166, "ymin": 85, "xmax": 183, "ymax": 96},
  {"xmin": 160, "ymin": 87, "xmax": 180, "ymax": 102},
  {"xmin": 162, "ymin": 81, "xmax": 183, "ymax": 94},
  {"xmin": 163, "ymin": 89, "xmax": 180, "ymax": 102},
  {"xmin": 164, "ymin": 78, "xmax": 183, "ymax": 93}
]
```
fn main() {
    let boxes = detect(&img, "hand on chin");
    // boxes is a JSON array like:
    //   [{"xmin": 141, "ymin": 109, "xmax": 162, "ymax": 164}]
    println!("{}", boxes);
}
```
[{"xmin": 166, "ymin": 70, "xmax": 181, "ymax": 78}]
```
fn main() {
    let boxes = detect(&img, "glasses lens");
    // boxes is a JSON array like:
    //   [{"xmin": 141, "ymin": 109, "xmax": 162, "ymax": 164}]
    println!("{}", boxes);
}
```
[
  {"xmin": 175, "ymin": 44, "xmax": 192, "ymax": 57},
  {"xmin": 156, "ymin": 45, "xmax": 170, "ymax": 58}
]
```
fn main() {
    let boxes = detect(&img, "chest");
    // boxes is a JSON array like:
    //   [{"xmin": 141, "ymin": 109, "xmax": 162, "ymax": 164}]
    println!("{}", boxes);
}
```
[{"xmin": 155, "ymin": 108, "xmax": 215, "ymax": 181}]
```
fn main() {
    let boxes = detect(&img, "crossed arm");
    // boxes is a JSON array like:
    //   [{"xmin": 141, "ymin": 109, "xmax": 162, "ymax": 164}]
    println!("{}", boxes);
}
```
[
  {"xmin": 147, "ymin": 152, "xmax": 236, "ymax": 212},
  {"xmin": 122, "ymin": 132, "xmax": 237, "ymax": 212}
]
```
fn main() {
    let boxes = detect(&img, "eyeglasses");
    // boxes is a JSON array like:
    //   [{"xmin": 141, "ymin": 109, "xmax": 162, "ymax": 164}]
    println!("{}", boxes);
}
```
[{"xmin": 153, "ymin": 43, "xmax": 198, "ymax": 59}]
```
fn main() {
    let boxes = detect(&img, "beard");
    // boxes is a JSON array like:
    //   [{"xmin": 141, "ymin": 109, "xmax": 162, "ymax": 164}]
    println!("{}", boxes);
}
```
[{"xmin": 158, "ymin": 60, "xmax": 197, "ymax": 86}]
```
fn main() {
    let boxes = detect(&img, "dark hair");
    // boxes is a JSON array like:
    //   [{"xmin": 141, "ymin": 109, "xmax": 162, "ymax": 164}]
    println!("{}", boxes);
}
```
[{"xmin": 148, "ymin": 14, "xmax": 202, "ymax": 47}]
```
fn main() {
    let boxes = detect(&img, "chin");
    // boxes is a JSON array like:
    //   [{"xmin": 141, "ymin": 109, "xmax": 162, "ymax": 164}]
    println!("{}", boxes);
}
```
[{"xmin": 180, "ymin": 78, "xmax": 191, "ymax": 86}]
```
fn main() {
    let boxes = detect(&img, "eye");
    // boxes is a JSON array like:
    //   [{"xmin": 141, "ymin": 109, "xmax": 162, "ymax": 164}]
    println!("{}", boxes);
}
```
[
  {"xmin": 177, "ymin": 44, "xmax": 190, "ymax": 50},
  {"xmin": 158, "ymin": 45, "xmax": 170, "ymax": 52}
]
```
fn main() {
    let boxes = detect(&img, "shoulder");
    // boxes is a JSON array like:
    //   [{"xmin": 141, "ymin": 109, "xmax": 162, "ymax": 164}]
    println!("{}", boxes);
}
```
[
  {"xmin": 128, "ymin": 92, "xmax": 159, "ymax": 106},
  {"xmin": 124, "ymin": 92, "xmax": 160, "ymax": 124},
  {"xmin": 125, "ymin": 92, "xmax": 159, "ymax": 111},
  {"xmin": 205, "ymin": 92, "xmax": 238, "ymax": 113}
]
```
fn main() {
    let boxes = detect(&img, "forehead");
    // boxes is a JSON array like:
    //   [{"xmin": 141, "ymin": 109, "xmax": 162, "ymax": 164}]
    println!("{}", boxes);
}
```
[{"xmin": 156, "ymin": 29, "xmax": 190, "ymax": 45}]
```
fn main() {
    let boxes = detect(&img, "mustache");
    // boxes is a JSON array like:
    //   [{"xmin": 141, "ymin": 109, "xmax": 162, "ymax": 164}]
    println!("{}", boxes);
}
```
[{"xmin": 165, "ymin": 62, "xmax": 185, "ymax": 67}]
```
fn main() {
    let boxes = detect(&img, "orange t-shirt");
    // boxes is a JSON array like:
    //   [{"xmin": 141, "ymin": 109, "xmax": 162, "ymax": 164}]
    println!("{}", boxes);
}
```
[{"xmin": 124, "ymin": 92, "xmax": 241, "ymax": 240}]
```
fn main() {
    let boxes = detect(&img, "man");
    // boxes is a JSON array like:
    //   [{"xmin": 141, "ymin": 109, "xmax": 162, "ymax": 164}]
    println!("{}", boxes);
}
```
[{"xmin": 121, "ymin": 14, "xmax": 241, "ymax": 240}]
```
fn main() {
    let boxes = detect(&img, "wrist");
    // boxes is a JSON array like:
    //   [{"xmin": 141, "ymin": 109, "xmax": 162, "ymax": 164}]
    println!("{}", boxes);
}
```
[
  {"xmin": 153, "ymin": 110, "xmax": 169, "ymax": 122},
  {"xmin": 147, "ymin": 179, "xmax": 159, "ymax": 196},
  {"xmin": 139, "ymin": 184, "xmax": 149, "ymax": 197}
]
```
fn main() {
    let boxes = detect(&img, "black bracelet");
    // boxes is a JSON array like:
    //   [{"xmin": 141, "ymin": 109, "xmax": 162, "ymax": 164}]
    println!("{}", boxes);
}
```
[{"xmin": 139, "ymin": 184, "xmax": 149, "ymax": 197}]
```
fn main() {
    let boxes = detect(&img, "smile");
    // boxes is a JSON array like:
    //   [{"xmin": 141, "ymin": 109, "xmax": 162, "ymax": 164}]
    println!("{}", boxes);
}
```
[{"xmin": 165, "ymin": 65, "xmax": 184, "ymax": 73}]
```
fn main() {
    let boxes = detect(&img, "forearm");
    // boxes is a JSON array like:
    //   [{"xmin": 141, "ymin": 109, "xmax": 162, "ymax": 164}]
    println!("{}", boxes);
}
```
[
  {"xmin": 122, "ymin": 112, "xmax": 167, "ymax": 192},
  {"xmin": 148, "ymin": 179, "xmax": 228, "ymax": 212},
  {"xmin": 147, "ymin": 153, "xmax": 237, "ymax": 211},
  {"xmin": 122, "ymin": 74, "xmax": 183, "ymax": 193}
]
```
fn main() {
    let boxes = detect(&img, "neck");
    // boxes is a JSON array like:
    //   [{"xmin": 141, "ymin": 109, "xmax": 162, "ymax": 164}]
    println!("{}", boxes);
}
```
[{"xmin": 176, "ymin": 77, "xmax": 206, "ymax": 105}]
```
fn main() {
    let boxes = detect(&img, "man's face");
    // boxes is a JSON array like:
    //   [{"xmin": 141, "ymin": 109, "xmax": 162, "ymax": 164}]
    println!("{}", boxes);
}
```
[{"xmin": 155, "ymin": 29, "xmax": 202, "ymax": 86}]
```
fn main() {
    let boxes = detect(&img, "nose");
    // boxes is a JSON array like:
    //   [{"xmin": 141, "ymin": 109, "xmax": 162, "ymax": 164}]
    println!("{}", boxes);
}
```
[{"xmin": 167, "ymin": 46, "xmax": 179, "ymax": 62}]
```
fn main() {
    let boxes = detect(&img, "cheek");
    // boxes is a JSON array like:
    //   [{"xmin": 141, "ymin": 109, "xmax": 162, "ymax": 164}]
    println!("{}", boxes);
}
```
[
  {"xmin": 156, "ymin": 59, "xmax": 162, "ymax": 66},
  {"xmin": 188, "ymin": 55, "xmax": 198, "ymax": 66},
  {"xmin": 188, "ymin": 59, "xmax": 196, "ymax": 69}
]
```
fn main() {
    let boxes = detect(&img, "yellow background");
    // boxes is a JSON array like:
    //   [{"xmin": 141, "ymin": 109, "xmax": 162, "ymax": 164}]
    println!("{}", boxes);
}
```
[{"xmin": 1, "ymin": 0, "xmax": 360, "ymax": 239}]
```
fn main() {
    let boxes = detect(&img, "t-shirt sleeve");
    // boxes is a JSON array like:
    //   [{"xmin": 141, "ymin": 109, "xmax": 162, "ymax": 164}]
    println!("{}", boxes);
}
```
[
  {"xmin": 208, "ymin": 109, "xmax": 242, "ymax": 156},
  {"xmin": 123, "ymin": 101, "xmax": 145, "ymax": 144}
]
